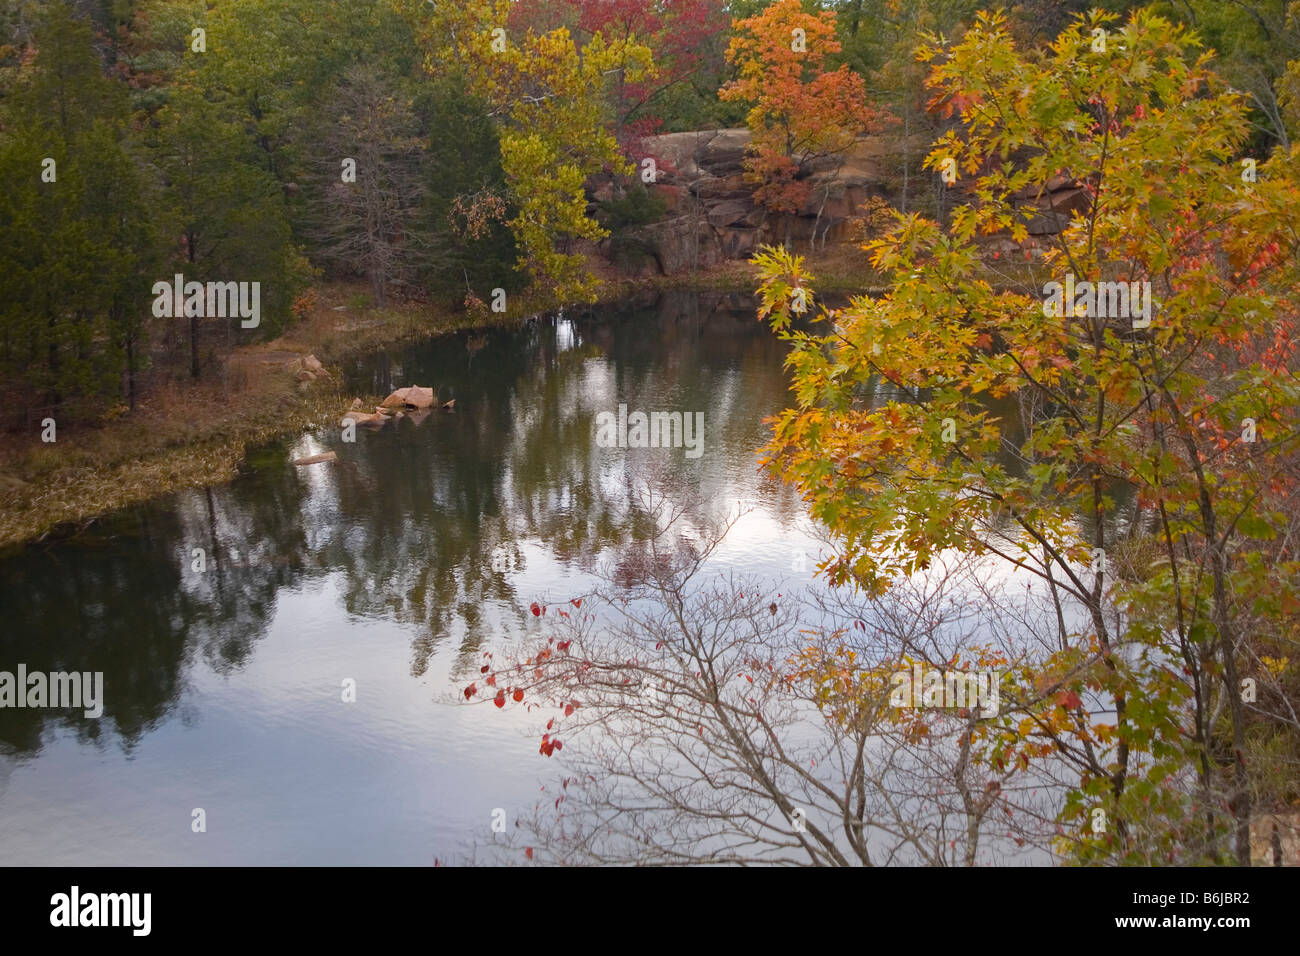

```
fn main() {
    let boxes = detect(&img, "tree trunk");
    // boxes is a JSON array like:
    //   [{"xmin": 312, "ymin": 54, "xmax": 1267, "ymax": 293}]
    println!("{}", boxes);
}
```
[
  {"xmin": 125, "ymin": 333, "xmax": 136, "ymax": 409},
  {"xmin": 189, "ymin": 311, "xmax": 200, "ymax": 380}
]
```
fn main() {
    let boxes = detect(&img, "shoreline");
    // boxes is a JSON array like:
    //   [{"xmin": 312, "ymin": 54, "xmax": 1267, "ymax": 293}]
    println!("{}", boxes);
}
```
[{"xmin": 1, "ymin": 254, "xmax": 866, "ymax": 552}]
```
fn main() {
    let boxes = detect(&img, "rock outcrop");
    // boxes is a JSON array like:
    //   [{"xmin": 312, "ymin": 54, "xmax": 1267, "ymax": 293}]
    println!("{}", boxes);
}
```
[
  {"xmin": 597, "ymin": 129, "xmax": 1084, "ymax": 273},
  {"xmin": 603, "ymin": 129, "xmax": 890, "ymax": 275}
]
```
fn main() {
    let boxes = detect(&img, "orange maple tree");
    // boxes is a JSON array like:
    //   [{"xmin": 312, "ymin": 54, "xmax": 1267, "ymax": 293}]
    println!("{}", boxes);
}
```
[{"xmin": 719, "ymin": 0, "xmax": 884, "ymax": 216}]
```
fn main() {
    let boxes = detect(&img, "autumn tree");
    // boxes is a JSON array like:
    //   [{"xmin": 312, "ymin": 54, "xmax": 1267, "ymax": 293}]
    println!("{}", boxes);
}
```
[
  {"xmin": 564, "ymin": 0, "xmax": 730, "ymax": 149},
  {"xmin": 1165, "ymin": 0, "xmax": 1299, "ymax": 151},
  {"xmin": 720, "ymin": 0, "xmax": 884, "ymax": 235},
  {"xmin": 754, "ymin": 9, "xmax": 1300, "ymax": 864},
  {"xmin": 461, "ymin": 494, "xmax": 1041, "ymax": 866},
  {"xmin": 1281, "ymin": 1, "xmax": 1300, "ymax": 142},
  {"xmin": 399, "ymin": 0, "xmax": 654, "ymax": 302}
]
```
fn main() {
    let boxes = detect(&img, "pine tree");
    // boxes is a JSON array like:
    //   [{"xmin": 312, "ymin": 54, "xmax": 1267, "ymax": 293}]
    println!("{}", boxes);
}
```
[{"xmin": 0, "ymin": 1, "xmax": 155, "ymax": 412}]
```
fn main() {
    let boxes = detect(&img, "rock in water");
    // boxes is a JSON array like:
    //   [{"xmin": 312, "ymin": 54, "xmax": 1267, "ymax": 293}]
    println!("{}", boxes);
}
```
[
  {"xmin": 341, "ymin": 409, "xmax": 387, "ymax": 427},
  {"xmin": 380, "ymin": 385, "xmax": 435, "ymax": 409},
  {"xmin": 406, "ymin": 386, "xmax": 435, "ymax": 409},
  {"xmin": 380, "ymin": 387, "xmax": 412, "ymax": 409},
  {"xmin": 293, "ymin": 451, "xmax": 337, "ymax": 466}
]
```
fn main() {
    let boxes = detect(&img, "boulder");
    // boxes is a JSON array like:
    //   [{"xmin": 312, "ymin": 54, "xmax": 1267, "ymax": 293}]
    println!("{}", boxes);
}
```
[
  {"xmin": 380, "ymin": 385, "xmax": 435, "ymax": 409},
  {"xmin": 405, "ymin": 385, "xmax": 435, "ymax": 409},
  {"xmin": 1023, "ymin": 189, "xmax": 1089, "ymax": 234},
  {"xmin": 697, "ymin": 128, "xmax": 751, "ymax": 175},
  {"xmin": 341, "ymin": 409, "xmax": 386, "ymax": 427},
  {"xmin": 707, "ymin": 199, "xmax": 758, "ymax": 228},
  {"xmin": 631, "ymin": 216, "xmax": 723, "ymax": 274},
  {"xmin": 715, "ymin": 226, "xmax": 760, "ymax": 260}
]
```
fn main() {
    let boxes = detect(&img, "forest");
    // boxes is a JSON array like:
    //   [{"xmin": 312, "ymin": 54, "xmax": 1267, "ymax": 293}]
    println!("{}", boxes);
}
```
[
  {"xmin": 0, "ymin": 0, "xmax": 1298, "ymax": 870},
  {"xmin": 3, "ymin": 0, "xmax": 1294, "ymax": 416}
]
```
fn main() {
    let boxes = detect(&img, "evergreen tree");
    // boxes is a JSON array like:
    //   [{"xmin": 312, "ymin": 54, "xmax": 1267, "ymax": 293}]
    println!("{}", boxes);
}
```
[
  {"xmin": 0, "ymin": 1, "xmax": 155, "ymax": 411},
  {"xmin": 415, "ymin": 76, "xmax": 521, "ymax": 306}
]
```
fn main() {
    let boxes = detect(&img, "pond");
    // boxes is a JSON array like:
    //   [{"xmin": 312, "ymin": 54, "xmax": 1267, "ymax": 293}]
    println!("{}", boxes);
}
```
[{"xmin": 0, "ymin": 290, "xmax": 832, "ymax": 865}]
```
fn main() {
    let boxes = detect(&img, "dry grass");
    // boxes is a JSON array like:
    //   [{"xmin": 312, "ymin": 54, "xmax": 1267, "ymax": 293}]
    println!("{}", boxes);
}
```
[{"xmin": 0, "ymin": 373, "xmax": 346, "ymax": 551}]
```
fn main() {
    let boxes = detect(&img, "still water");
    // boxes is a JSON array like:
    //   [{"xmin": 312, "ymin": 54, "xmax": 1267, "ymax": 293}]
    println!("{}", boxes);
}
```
[{"xmin": 0, "ymin": 291, "xmax": 828, "ymax": 865}]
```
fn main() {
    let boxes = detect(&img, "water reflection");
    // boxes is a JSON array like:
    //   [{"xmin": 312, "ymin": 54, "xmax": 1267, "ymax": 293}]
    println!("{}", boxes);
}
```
[{"xmin": 0, "ymin": 291, "xmax": 825, "ymax": 863}]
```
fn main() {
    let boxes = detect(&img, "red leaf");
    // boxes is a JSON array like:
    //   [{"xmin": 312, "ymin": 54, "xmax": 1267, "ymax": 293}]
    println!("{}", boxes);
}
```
[
  {"xmin": 480, "ymin": 664, "xmax": 490, "ymax": 674},
  {"xmin": 494, "ymin": 690, "xmax": 506, "ymax": 708},
  {"xmin": 486, "ymin": 674, "xmax": 496, "ymax": 687},
  {"xmin": 570, "ymin": 599, "xmax": 581, "ymax": 609},
  {"xmin": 513, "ymin": 688, "xmax": 524, "ymax": 703},
  {"xmin": 553, "ymin": 739, "xmax": 562, "ymax": 751},
  {"xmin": 525, "ymin": 847, "xmax": 533, "ymax": 860},
  {"xmin": 768, "ymin": 602, "xmax": 777, "ymax": 615},
  {"xmin": 547, "ymin": 718, "xmax": 554, "ymax": 730},
  {"xmin": 530, "ymin": 602, "xmax": 542, "ymax": 617},
  {"xmin": 564, "ymin": 703, "xmax": 575, "ymax": 717},
  {"xmin": 556, "ymin": 641, "xmax": 570, "ymax": 652},
  {"xmin": 464, "ymin": 683, "xmax": 476, "ymax": 700}
]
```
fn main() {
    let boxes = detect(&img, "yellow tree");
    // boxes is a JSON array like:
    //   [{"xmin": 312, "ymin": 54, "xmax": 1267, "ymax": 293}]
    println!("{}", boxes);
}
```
[
  {"xmin": 755, "ymin": 9, "xmax": 1300, "ymax": 864},
  {"xmin": 399, "ymin": 0, "xmax": 653, "ymax": 302}
]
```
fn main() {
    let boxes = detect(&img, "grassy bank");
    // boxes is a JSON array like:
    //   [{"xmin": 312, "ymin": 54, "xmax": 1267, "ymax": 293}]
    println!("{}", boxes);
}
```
[{"xmin": 0, "ymin": 282, "xmax": 559, "ymax": 550}]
